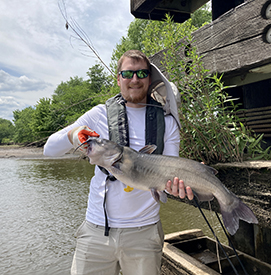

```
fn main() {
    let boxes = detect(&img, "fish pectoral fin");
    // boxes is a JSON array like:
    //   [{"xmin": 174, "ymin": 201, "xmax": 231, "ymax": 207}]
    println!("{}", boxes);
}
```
[
  {"xmin": 139, "ymin": 145, "xmax": 157, "ymax": 154},
  {"xmin": 110, "ymin": 166, "xmax": 123, "ymax": 175},
  {"xmin": 150, "ymin": 188, "xmax": 167, "ymax": 203},
  {"xmin": 159, "ymin": 191, "xmax": 168, "ymax": 203},
  {"xmin": 193, "ymin": 191, "xmax": 214, "ymax": 202}
]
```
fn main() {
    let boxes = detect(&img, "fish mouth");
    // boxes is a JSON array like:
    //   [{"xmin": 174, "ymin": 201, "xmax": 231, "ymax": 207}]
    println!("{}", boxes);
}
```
[{"xmin": 73, "ymin": 137, "xmax": 97, "ymax": 153}]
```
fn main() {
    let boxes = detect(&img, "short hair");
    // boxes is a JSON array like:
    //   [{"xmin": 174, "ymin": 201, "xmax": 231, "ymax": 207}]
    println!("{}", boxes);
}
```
[{"xmin": 117, "ymin": 50, "xmax": 151, "ymax": 73}]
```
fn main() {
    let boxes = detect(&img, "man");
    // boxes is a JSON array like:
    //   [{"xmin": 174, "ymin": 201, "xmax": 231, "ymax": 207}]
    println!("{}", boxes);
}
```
[{"xmin": 44, "ymin": 50, "xmax": 193, "ymax": 275}]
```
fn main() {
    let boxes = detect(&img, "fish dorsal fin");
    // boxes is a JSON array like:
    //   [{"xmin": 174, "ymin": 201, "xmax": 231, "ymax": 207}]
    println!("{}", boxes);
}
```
[
  {"xmin": 139, "ymin": 145, "xmax": 157, "ymax": 154},
  {"xmin": 207, "ymin": 166, "xmax": 218, "ymax": 175},
  {"xmin": 200, "ymin": 163, "xmax": 218, "ymax": 175}
]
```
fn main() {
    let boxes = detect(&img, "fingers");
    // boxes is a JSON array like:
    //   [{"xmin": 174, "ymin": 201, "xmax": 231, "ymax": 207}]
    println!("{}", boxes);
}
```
[
  {"xmin": 166, "ymin": 177, "xmax": 179, "ymax": 196},
  {"xmin": 166, "ymin": 178, "xmax": 194, "ymax": 200},
  {"xmin": 186, "ymin": 186, "xmax": 194, "ymax": 200},
  {"xmin": 178, "ymin": 179, "xmax": 186, "ymax": 199}
]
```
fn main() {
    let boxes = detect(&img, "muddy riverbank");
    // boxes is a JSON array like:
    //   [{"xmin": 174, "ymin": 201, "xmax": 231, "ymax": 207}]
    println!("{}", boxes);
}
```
[{"xmin": 0, "ymin": 145, "xmax": 81, "ymax": 159}]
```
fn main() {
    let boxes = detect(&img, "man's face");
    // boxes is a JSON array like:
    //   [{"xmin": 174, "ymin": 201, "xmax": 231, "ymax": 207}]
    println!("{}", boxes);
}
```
[{"xmin": 117, "ymin": 57, "xmax": 151, "ymax": 107}]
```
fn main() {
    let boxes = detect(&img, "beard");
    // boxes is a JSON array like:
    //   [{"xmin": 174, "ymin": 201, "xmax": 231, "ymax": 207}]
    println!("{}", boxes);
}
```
[
  {"xmin": 123, "ymin": 93, "xmax": 146, "ymax": 104},
  {"xmin": 121, "ymin": 87, "xmax": 148, "ymax": 104}
]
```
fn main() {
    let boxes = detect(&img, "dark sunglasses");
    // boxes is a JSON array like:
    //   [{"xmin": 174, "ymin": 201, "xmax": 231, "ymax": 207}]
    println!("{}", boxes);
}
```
[{"xmin": 119, "ymin": 69, "xmax": 150, "ymax": 79}]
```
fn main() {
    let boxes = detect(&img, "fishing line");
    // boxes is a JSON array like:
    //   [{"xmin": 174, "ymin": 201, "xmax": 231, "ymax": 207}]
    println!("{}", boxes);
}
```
[
  {"xmin": 208, "ymin": 201, "xmax": 222, "ymax": 273},
  {"xmin": 136, "ymin": 102, "xmax": 164, "ymax": 108},
  {"xmin": 193, "ymin": 196, "xmax": 240, "ymax": 275},
  {"xmin": 215, "ymin": 212, "xmax": 249, "ymax": 275}
]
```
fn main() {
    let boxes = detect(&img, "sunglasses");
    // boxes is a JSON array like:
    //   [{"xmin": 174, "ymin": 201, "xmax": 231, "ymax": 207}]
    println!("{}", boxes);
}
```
[{"xmin": 119, "ymin": 69, "xmax": 150, "ymax": 79}]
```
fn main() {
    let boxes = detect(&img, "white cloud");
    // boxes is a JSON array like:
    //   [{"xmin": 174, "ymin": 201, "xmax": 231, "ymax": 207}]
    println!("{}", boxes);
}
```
[
  {"xmin": 0, "ymin": 96, "xmax": 20, "ymax": 107},
  {"xmin": 0, "ymin": 96, "xmax": 21, "ymax": 122},
  {"xmin": 0, "ymin": 0, "xmax": 134, "ymax": 121},
  {"xmin": 0, "ymin": 70, "xmax": 53, "ymax": 121},
  {"xmin": 0, "ymin": 70, "xmax": 51, "ymax": 92}
]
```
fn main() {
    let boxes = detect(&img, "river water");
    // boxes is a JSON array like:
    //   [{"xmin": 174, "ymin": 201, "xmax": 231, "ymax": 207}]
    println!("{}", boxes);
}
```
[{"xmin": 0, "ymin": 157, "xmax": 226, "ymax": 275}]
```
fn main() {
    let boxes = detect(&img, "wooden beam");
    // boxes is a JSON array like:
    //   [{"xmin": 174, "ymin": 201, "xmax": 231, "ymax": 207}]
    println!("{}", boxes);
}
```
[
  {"xmin": 150, "ymin": 0, "xmax": 271, "ymax": 86},
  {"xmin": 131, "ymin": 0, "xmax": 161, "ymax": 13},
  {"xmin": 130, "ymin": 0, "xmax": 207, "ymax": 23},
  {"xmin": 194, "ymin": 0, "xmax": 271, "ymax": 72}
]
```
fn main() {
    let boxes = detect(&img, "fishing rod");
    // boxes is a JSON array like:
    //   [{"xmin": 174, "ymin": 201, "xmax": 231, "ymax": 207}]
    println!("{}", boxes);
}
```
[
  {"xmin": 58, "ymin": 0, "xmax": 115, "ymax": 77},
  {"xmin": 193, "ymin": 196, "xmax": 241, "ymax": 275}
]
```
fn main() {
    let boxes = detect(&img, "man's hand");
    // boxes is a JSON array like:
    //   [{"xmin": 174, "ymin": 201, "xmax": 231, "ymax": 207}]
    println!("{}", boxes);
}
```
[
  {"xmin": 68, "ymin": 126, "xmax": 99, "ymax": 154},
  {"xmin": 165, "ymin": 177, "xmax": 194, "ymax": 200}
]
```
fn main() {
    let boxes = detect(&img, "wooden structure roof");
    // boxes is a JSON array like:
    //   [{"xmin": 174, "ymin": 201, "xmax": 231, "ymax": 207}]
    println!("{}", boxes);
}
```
[{"xmin": 131, "ymin": 0, "xmax": 209, "ymax": 23}]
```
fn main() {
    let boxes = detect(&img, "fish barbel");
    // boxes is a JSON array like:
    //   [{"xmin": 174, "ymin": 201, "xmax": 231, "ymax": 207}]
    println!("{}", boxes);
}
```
[{"xmin": 82, "ymin": 137, "xmax": 258, "ymax": 235}]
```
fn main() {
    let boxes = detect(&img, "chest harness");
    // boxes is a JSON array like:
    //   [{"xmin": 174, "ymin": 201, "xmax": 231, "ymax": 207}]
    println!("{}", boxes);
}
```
[{"xmin": 101, "ymin": 93, "xmax": 165, "ymax": 235}]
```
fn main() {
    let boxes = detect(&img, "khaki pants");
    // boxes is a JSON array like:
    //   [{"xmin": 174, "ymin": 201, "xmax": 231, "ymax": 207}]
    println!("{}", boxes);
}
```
[{"xmin": 71, "ymin": 220, "xmax": 164, "ymax": 275}]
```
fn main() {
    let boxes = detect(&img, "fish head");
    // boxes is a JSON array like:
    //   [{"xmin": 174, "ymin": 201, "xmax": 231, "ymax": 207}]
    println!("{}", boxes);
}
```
[{"xmin": 85, "ymin": 137, "xmax": 123, "ymax": 168}]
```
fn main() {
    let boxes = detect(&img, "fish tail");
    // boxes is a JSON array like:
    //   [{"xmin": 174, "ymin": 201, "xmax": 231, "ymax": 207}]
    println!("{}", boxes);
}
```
[{"xmin": 219, "ymin": 197, "xmax": 258, "ymax": 235}]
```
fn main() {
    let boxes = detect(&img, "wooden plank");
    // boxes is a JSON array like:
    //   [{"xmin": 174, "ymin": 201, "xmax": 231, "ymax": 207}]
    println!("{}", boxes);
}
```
[
  {"xmin": 242, "ymin": 106, "xmax": 271, "ymax": 113},
  {"xmin": 241, "ymin": 113, "xmax": 271, "ymax": 121},
  {"xmin": 237, "ymin": 106, "xmax": 271, "ymax": 115},
  {"xmin": 193, "ymin": 0, "xmax": 269, "ymax": 53},
  {"xmin": 247, "ymin": 120, "xmax": 271, "ymax": 126},
  {"xmin": 246, "ymin": 116, "xmax": 271, "ymax": 122},
  {"xmin": 131, "ymin": 0, "xmax": 161, "ymax": 13},
  {"xmin": 200, "ymin": 35, "xmax": 271, "ymax": 75},
  {"xmin": 164, "ymin": 229, "xmax": 204, "ymax": 242},
  {"xmin": 230, "ymin": 106, "xmax": 271, "ymax": 135},
  {"xmin": 163, "ymin": 243, "xmax": 220, "ymax": 275},
  {"xmin": 253, "ymin": 128, "xmax": 271, "ymax": 132}
]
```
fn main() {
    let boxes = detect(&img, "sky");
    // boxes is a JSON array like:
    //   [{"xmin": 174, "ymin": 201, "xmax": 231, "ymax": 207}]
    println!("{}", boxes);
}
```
[{"xmin": 0, "ymin": 0, "xmax": 134, "ymax": 122}]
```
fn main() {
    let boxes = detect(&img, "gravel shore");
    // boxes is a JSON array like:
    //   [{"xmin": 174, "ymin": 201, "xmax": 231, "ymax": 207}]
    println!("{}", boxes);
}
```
[{"xmin": 0, "ymin": 145, "xmax": 81, "ymax": 159}]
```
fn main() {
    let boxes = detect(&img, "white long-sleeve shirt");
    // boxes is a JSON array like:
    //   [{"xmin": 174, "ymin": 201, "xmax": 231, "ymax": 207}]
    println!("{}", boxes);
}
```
[{"xmin": 44, "ymin": 104, "xmax": 180, "ymax": 228}]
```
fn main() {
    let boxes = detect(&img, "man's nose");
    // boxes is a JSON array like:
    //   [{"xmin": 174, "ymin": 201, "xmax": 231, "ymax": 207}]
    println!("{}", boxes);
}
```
[{"xmin": 131, "ymin": 73, "xmax": 140, "ymax": 81}]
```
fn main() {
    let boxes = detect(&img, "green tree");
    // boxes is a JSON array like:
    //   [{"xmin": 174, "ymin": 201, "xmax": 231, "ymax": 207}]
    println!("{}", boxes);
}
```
[
  {"xmin": 143, "ymin": 15, "xmax": 197, "ymax": 57},
  {"xmin": 0, "ymin": 118, "xmax": 15, "ymax": 144},
  {"xmin": 31, "ymin": 98, "xmax": 54, "ymax": 140},
  {"xmin": 51, "ymin": 65, "xmax": 113, "ymax": 126},
  {"xmin": 110, "ymin": 19, "xmax": 150, "ymax": 71},
  {"xmin": 13, "ymin": 107, "xmax": 35, "ymax": 143},
  {"xmin": 87, "ymin": 64, "xmax": 110, "ymax": 92},
  {"xmin": 51, "ymin": 77, "xmax": 94, "ymax": 125},
  {"xmin": 190, "ymin": 3, "xmax": 212, "ymax": 28},
  {"xmin": 110, "ymin": 4, "xmax": 211, "ymax": 68}
]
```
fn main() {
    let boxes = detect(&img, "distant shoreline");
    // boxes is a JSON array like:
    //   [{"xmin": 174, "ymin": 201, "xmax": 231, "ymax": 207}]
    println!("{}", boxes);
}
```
[{"xmin": 0, "ymin": 145, "xmax": 81, "ymax": 159}]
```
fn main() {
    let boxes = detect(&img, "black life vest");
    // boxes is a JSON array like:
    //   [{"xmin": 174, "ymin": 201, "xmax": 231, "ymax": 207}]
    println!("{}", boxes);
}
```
[{"xmin": 105, "ymin": 93, "xmax": 165, "ymax": 154}]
